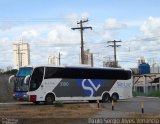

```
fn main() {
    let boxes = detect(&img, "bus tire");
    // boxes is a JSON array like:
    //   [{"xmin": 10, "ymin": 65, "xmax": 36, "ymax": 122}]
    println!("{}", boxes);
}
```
[
  {"xmin": 101, "ymin": 92, "xmax": 110, "ymax": 103},
  {"xmin": 45, "ymin": 93, "xmax": 55, "ymax": 105},
  {"xmin": 111, "ymin": 93, "xmax": 119, "ymax": 102}
]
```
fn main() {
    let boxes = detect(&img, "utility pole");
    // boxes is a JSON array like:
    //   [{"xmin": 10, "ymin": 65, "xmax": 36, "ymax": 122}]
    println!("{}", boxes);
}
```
[
  {"xmin": 59, "ymin": 52, "xmax": 61, "ymax": 66},
  {"xmin": 91, "ymin": 53, "xmax": 94, "ymax": 67},
  {"xmin": 107, "ymin": 40, "xmax": 122, "ymax": 67},
  {"xmin": 71, "ymin": 19, "xmax": 92, "ymax": 64}
]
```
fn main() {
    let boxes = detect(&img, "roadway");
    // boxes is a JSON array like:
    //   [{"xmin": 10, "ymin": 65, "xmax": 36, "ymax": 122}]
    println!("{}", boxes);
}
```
[
  {"xmin": 102, "ymin": 97, "xmax": 160, "ymax": 114},
  {"xmin": 94, "ymin": 97, "xmax": 160, "ymax": 118}
]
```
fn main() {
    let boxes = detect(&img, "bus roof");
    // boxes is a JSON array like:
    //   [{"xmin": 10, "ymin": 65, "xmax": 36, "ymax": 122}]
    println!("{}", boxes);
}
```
[
  {"xmin": 65, "ymin": 66, "xmax": 125, "ymax": 71},
  {"xmin": 19, "ymin": 64, "xmax": 128, "ymax": 71}
]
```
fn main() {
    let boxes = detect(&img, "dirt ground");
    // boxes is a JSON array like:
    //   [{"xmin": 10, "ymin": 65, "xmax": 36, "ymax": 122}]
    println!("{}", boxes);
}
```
[{"xmin": 0, "ymin": 103, "xmax": 100, "ymax": 124}]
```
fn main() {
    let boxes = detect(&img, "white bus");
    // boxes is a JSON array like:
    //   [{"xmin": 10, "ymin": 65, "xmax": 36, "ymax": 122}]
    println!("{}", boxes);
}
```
[
  {"xmin": 20, "ymin": 66, "xmax": 132, "ymax": 104},
  {"xmin": 10, "ymin": 65, "xmax": 132, "ymax": 104}
]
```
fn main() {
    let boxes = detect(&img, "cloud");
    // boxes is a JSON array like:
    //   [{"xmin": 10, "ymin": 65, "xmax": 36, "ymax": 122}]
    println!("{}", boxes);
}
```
[
  {"xmin": 124, "ymin": 20, "xmax": 143, "ymax": 27},
  {"xmin": 0, "ymin": 22, "xmax": 82, "ymax": 68},
  {"xmin": 65, "ymin": 12, "xmax": 90, "ymax": 26},
  {"xmin": 22, "ymin": 30, "xmax": 39, "ymax": 39},
  {"xmin": 101, "ymin": 18, "xmax": 124, "ymax": 42},
  {"xmin": 104, "ymin": 18, "xmax": 127, "ymax": 30},
  {"xmin": 0, "ymin": 22, "xmax": 15, "ymax": 31},
  {"xmin": 101, "ymin": 18, "xmax": 128, "ymax": 43},
  {"xmin": 80, "ymin": 12, "xmax": 89, "ymax": 20},
  {"xmin": 102, "ymin": 30, "xmax": 117, "ymax": 41},
  {"xmin": 48, "ymin": 30, "xmax": 59, "ymax": 41},
  {"xmin": 0, "ymin": 38, "xmax": 13, "ymax": 67},
  {"xmin": 48, "ymin": 24, "xmax": 80, "ymax": 44},
  {"xmin": 65, "ymin": 12, "xmax": 89, "ymax": 20},
  {"xmin": 100, "ymin": 17, "xmax": 160, "ymax": 68},
  {"xmin": 140, "ymin": 16, "xmax": 160, "ymax": 36},
  {"xmin": 127, "ymin": 17, "xmax": 160, "ymax": 54},
  {"xmin": 1, "ymin": 15, "xmax": 160, "ymax": 69}
]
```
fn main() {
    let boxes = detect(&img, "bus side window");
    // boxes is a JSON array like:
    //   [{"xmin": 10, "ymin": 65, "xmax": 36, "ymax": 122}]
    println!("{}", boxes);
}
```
[{"xmin": 45, "ymin": 67, "xmax": 58, "ymax": 79}]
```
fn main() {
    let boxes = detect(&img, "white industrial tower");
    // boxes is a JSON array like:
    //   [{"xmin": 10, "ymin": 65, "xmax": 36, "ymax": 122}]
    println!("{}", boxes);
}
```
[{"xmin": 13, "ymin": 41, "xmax": 30, "ymax": 69}]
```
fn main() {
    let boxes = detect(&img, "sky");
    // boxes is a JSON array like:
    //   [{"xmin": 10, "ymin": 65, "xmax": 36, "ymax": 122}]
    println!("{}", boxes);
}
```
[{"xmin": 0, "ymin": 0, "xmax": 160, "ymax": 69}]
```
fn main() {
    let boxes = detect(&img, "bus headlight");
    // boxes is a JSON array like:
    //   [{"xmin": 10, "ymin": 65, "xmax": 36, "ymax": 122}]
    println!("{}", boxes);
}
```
[{"xmin": 23, "ymin": 94, "xmax": 28, "ymax": 98}]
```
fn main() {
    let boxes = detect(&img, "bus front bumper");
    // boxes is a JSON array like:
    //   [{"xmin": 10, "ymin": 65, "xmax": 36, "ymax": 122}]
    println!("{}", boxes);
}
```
[{"xmin": 13, "ymin": 92, "xmax": 29, "ymax": 101}]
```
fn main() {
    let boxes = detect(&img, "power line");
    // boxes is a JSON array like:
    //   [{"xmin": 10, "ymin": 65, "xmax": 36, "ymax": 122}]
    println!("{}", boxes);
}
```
[{"xmin": 0, "ymin": 17, "xmax": 76, "ymax": 22}]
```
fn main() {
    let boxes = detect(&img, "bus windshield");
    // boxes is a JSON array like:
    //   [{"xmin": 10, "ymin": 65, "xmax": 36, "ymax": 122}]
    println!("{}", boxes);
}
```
[
  {"xmin": 14, "ymin": 67, "xmax": 33, "ymax": 92},
  {"xmin": 16, "ymin": 67, "xmax": 33, "ymax": 77}
]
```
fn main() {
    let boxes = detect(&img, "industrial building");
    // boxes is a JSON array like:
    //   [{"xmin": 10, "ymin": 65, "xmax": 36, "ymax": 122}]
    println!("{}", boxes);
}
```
[{"xmin": 133, "ymin": 58, "xmax": 160, "ymax": 94}]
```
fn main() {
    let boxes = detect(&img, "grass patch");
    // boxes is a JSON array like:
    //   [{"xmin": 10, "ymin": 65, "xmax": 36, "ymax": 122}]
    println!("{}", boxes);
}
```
[
  {"xmin": 54, "ymin": 101, "xmax": 64, "ymax": 107},
  {"xmin": 146, "ymin": 91, "xmax": 160, "ymax": 97},
  {"xmin": 133, "ymin": 91, "xmax": 160, "ymax": 97},
  {"xmin": 133, "ymin": 91, "xmax": 145, "ymax": 97}
]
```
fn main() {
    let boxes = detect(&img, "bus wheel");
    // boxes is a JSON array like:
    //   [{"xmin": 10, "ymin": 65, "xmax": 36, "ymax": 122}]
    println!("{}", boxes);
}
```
[
  {"xmin": 111, "ymin": 93, "xmax": 119, "ymax": 102},
  {"xmin": 45, "ymin": 94, "xmax": 55, "ymax": 105},
  {"xmin": 101, "ymin": 93, "xmax": 110, "ymax": 103}
]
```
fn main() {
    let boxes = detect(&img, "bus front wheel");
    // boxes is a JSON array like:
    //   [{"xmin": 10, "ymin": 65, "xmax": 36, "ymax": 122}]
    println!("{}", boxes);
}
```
[
  {"xmin": 101, "ymin": 93, "xmax": 110, "ymax": 103},
  {"xmin": 45, "ymin": 93, "xmax": 55, "ymax": 105}
]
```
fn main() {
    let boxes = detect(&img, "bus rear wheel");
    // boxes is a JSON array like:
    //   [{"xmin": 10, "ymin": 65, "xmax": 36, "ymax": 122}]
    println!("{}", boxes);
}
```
[
  {"xmin": 45, "ymin": 94, "xmax": 55, "ymax": 105},
  {"xmin": 101, "ymin": 93, "xmax": 110, "ymax": 103},
  {"xmin": 111, "ymin": 93, "xmax": 119, "ymax": 102}
]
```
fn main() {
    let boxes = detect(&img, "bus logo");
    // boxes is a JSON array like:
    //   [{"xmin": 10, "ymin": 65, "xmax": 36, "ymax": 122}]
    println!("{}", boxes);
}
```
[{"xmin": 76, "ymin": 79, "xmax": 103, "ymax": 97}]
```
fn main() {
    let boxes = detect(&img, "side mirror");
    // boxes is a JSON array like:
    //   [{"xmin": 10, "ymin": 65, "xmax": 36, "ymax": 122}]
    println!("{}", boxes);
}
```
[
  {"xmin": 9, "ymin": 75, "xmax": 15, "ymax": 84},
  {"xmin": 24, "ymin": 75, "xmax": 30, "ymax": 84}
]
